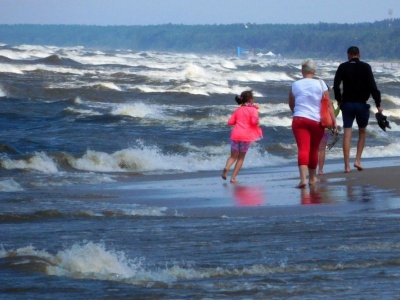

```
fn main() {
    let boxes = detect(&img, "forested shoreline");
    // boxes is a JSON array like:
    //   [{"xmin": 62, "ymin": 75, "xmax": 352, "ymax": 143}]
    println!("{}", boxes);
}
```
[{"xmin": 0, "ymin": 20, "xmax": 399, "ymax": 59}]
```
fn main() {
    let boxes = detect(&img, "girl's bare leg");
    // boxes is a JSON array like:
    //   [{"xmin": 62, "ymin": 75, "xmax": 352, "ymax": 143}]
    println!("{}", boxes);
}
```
[
  {"xmin": 318, "ymin": 139, "xmax": 328, "ymax": 175},
  {"xmin": 222, "ymin": 150, "xmax": 238, "ymax": 180},
  {"xmin": 230, "ymin": 152, "xmax": 246, "ymax": 183}
]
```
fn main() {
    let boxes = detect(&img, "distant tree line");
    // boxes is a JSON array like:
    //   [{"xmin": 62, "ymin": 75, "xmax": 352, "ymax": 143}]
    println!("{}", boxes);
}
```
[{"xmin": 0, "ymin": 20, "xmax": 399, "ymax": 60}]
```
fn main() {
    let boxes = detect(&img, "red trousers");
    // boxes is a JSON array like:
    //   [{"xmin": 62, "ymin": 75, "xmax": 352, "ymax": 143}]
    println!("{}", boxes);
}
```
[{"xmin": 292, "ymin": 117, "xmax": 324, "ymax": 169}]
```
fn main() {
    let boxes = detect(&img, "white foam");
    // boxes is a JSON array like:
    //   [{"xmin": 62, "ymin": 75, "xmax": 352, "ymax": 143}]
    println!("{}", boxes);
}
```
[
  {"xmin": 220, "ymin": 60, "xmax": 237, "ymax": 69},
  {"xmin": 119, "ymin": 206, "xmax": 167, "ymax": 217},
  {"xmin": 64, "ymin": 107, "xmax": 102, "ymax": 116},
  {"xmin": 0, "ymin": 63, "xmax": 25, "ymax": 74},
  {"xmin": 111, "ymin": 102, "xmax": 165, "ymax": 119},
  {"xmin": 92, "ymin": 82, "xmax": 122, "ymax": 91},
  {"xmin": 382, "ymin": 94, "xmax": 400, "ymax": 105},
  {"xmin": 0, "ymin": 241, "xmax": 394, "ymax": 286},
  {"xmin": 1, "ymin": 152, "xmax": 58, "ymax": 173},
  {"xmin": 322, "ymin": 142, "xmax": 400, "ymax": 160},
  {"xmin": 234, "ymin": 71, "xmax": 293, "ymax": 82},
  {"xmin": 0, "ymin": 85, "xmax": 7, "ymax": 97},
  {"xmin": 48, "ymin": 242, "xmax": 138, "ymax": 279},
  {"xmin": 65, "ymin": 142, "xmax": 289, "ymax": 174},
  {"xmin": 184, "ymin": 63, "xmax": 208, "ymax": 83},
  {"xmin": 110, "ymin": 102, "xmax": 193, "ymax": 124},
  {"xmin": 70, "ymin": 150, "xmax": 125, "ymax": 172},
  {"xmin": 362, "ymin": 143, "xmax": 400, "ymax": 158},
  {"xmin": 0, "ymin": 178, "xmax": 23, "ymax": 192},
  {"xmin": 36, "ymin": 64, "xmax": 86, "ymax": 75}
]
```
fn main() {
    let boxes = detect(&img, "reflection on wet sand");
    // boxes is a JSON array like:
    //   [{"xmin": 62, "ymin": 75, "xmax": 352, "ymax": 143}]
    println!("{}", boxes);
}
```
[
  {"xmin": 300, "ymin": 184, "xmax": 339, "ymax": 205},
  {"xmin": 234, "ymin": 185, "xmax": 265, "ymax": 206},
  {"xmin": 301, "ymin": 185, "xmax": 322, "ymax": 204}
]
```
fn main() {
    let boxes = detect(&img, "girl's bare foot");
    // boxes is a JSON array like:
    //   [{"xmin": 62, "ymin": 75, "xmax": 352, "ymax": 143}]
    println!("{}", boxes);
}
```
[{"xmin": 221, "ymin": 168, "xmax": 228, "ymax": 180}]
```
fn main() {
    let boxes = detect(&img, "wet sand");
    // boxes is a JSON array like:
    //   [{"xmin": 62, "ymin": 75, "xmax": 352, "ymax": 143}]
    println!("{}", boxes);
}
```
[
  {"xmin": 107, "ymin": 159, "xmax": 400, "ymax": 218},
  {"xmin": 323, "ymin": 165, "xmax": 400, "ymax": 194}
]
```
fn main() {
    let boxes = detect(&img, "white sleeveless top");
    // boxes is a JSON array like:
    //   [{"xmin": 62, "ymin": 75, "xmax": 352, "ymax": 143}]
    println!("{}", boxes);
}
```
[{"xmin": 292, "ymin": 78, "xmax": 328, "ymax": 122}]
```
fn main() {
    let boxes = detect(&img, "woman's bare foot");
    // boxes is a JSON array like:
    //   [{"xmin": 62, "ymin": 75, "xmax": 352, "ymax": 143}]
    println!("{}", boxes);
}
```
[
  {"xmin": 354, "ymin": 163, "xmax": 364, "ymax": 171},
  {"xmin": 230, "ymin": 178, "xmax": 237, "ymax": 183},
  {"xmin": 318, "ymin": 170, "xmax": 325, "ymax": 175},
  {"xmin": 309, "ymin": 178, "xmax": 319, "ymax": 186},
  {"xmin": 296, "ymin": 183, "xmax": 307, "ymax": 189},
  {"xmin": 221, "ymin": 168, "xmax": 228, "ymax": 180}
]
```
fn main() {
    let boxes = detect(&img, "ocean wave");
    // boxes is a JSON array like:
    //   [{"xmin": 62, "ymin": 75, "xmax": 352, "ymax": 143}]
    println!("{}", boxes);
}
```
[
  {"xmin": 220, "ymin": 60, "xmax": 237, "ymax": 69},
  {"xmin": 34, "ymin": 54, "xmax": 82, "ymax": 66},
  {"xmin": 63, "ymin": 107, "xmax": 102, "ymax": 117},
  {"xmin": 1, "ymin": 152, "xmax": 58, "ymax": 173},
  {"xmin": 0, "ymin": 143, "xmax": 17, "ymax": 154},
  {"xmin": 0, "ymin": 142, "xmax": 287, "ymax": 175},
  {"xmin": 0, "ymin": 178, "xmax": 23, "ymax": 192},
  {"xmin": 110, "ymin": 102, "xmax": 166, "ymax": 119},
  {"xmin": 0, "ymin": 206, "xmax": 167, "ymax": 222},
  {"xmin": 66, "ymin": 143, "xmax": 288, "ymax": 174},
  {"xmin": 383, "ymin": 94, "xmax": 400, "ymax": 106},
  {"xmin": 2, "ymin": 139, "xmax": 399, "ymax": 176},
  {"xmin": 0, "ymin": 63, "xmax": 25, "ymax": 74},
  {"xmin": 89, "ymin": 82, "xmax": 122, "ymax": 91},
  {"xmin": 1, "ymin": 241, "xmax": 398, "ymax": 287},
  {"xmin": 233, "ymin": 71, "xmax": 293, "ymax": 82}
]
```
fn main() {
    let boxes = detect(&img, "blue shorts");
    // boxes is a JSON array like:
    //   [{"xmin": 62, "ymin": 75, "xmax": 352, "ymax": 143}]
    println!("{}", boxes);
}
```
[
  {"xmin": 231, "ymin": 140, "xmax": 251, "ymax": 153},
  {"xmin": 341, "ymin": 102, "xmax": 371, "ymax": 128}
]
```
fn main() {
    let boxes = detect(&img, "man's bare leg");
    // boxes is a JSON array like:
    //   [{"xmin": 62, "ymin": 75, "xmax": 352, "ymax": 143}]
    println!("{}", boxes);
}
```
[
  {"xmin": 354, "ymin": 127, "xmax": 366, "ymax": 171},
  {"xmin": 343, "ymin": 128, "xmax": 352, "ymax": 173}
]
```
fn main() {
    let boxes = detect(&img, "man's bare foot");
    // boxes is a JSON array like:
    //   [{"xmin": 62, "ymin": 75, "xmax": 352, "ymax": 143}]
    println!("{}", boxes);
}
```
[
  {"xmin": 221, "ymin": 168, "xmax": 228, "ymax": 180},
  {"xmin": 354, "ymin": 163, "xmax": 364, "ymax": 171},
  {"xmin": 344, "ymin": 165, "xmax": 351, "ymax": 173}
]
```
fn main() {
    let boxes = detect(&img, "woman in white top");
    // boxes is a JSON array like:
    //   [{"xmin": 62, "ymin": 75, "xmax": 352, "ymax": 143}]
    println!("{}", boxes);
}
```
[{"xmin": 289, "ymin": 59, "xmax": 337, "ymax": 188}]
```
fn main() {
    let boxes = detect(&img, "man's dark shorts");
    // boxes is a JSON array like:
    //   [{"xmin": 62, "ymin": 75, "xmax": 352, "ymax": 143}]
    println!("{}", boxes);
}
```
[{"xmin": 340, "ymin": 102, "xmax": 371, "ymax": 128}]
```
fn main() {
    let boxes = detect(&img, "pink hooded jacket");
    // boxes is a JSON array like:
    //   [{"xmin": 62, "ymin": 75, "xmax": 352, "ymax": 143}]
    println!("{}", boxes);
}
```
[{"xmin": 228, "ymin": 105, "xmax": 263, "ymax": 142}]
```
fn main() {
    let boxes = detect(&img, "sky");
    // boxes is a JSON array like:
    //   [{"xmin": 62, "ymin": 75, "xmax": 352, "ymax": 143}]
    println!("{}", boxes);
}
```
[{"xmin": 0, "ymin": 0, "xmax": 398, "ymax": 26}]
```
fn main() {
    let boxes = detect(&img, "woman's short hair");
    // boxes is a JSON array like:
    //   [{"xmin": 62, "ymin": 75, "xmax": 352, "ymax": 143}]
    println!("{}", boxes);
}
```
[{"xmin": 301, "ymin": 59, "xmax": 316, "ymax": 75}]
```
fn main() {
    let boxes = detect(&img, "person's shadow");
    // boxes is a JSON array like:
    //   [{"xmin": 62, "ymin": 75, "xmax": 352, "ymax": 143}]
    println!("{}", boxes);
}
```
[{"xmin": 233, "ymin": 185, "xmax": 265, "ymax": 206}]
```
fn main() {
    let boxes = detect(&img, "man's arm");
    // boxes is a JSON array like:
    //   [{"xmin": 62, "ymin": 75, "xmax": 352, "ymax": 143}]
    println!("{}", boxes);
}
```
[
  {"xmin": 367, "ymin": 65, "xmax": 381, "ymax": 108},
  {"xmin": 333, "ymin": 67, "xmax": 342, "ymax": 104}
]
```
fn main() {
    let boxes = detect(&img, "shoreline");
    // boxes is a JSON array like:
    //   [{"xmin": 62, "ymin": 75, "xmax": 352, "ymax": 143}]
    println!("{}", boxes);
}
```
[
  {"xmin": 103, "ymin": 158, "xmax": 400, "ymax": 218},
  {"xmin": 322, "ymin": 165, "xmax": 400, "ymax": 195},
  {"xmin": 141, "ymin": 159, "xmax": 400, "ymax": 195}
]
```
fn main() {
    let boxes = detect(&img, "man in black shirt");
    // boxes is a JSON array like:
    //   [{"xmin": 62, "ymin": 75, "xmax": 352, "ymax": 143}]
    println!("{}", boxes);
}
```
[{"xmin": 333, "ymin": 46, "xmax": 383, "ymax": 173}]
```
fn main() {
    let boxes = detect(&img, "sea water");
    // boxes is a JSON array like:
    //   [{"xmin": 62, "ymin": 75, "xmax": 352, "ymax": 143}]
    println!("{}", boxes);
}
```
[{"xmin": 1, "ymin": 44, "xmax": 400, "ymax": 299}]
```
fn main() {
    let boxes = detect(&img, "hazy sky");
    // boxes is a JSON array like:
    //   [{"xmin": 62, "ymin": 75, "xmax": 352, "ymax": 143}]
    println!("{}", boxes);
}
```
[{"xmin": 0, "ymin": 0, "xmax": 398, "ymax": 26}]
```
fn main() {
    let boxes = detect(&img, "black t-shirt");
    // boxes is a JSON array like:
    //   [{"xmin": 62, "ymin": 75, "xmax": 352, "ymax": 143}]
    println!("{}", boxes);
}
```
[{"xmin": 333, "ymin": 58, "xmax": 381, "ymax": 107}]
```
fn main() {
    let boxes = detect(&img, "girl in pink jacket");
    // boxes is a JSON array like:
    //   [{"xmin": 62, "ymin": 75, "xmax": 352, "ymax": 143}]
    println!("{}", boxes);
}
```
[{"xmin": 222, "ymin": 90, "xmax": 263, "ymax": 183}]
